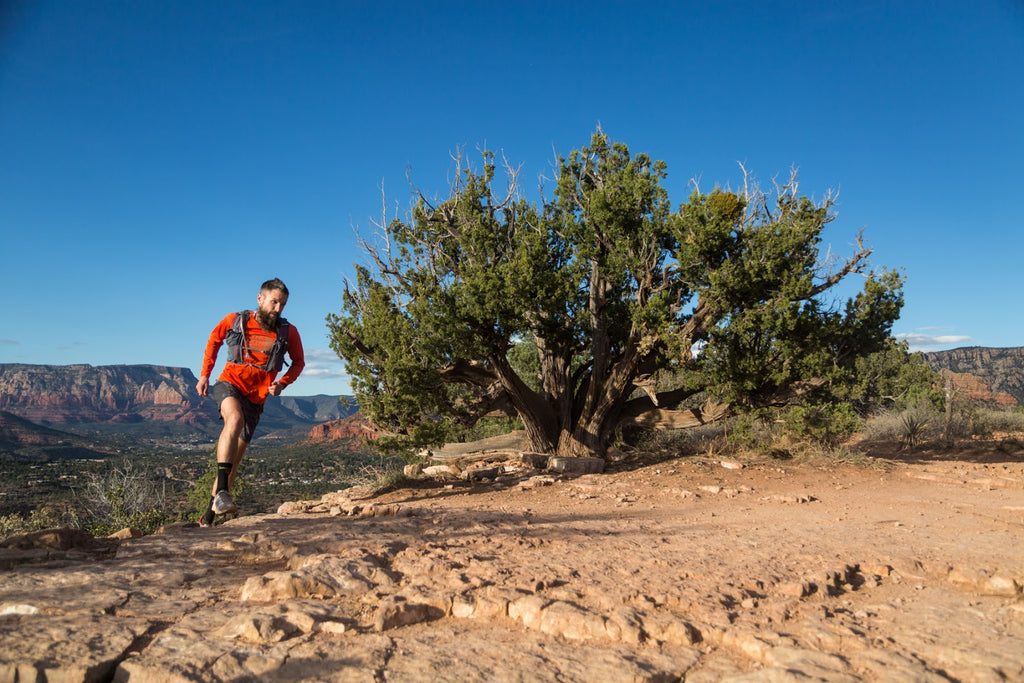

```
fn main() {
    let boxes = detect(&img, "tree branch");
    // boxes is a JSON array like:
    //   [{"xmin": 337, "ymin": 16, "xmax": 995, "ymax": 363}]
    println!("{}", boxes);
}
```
[
  {"xmin": 438, "ymin": 359, "xmax": 497, "ymax": 387},
  {"xmin": 616, "ymin": 400, "xmax": 731, "ymax": 431}
]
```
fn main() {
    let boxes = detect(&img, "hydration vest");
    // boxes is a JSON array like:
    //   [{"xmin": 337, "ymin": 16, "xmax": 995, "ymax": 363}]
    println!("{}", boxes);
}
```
[{"xmin": 224, "ymin": 310, "xmax": 290, "ymax": 373}]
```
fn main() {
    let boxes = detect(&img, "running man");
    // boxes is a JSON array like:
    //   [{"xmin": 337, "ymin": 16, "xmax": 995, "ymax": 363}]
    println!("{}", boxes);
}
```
[{"xmin": 196, "ymin": 278, "xmax": 304, "ymax": 525}]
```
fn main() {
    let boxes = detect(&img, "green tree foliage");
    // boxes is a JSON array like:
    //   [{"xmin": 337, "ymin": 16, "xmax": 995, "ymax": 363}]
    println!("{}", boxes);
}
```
[
  {"xmin": 780, "ymin": 402, "xmax": 863, "ymax": 448},
  {"xmin": 833, "ymin": 338, "xmax": 940, "ymax": 414},
  {"xmin": 328, "ymin": 131, "xmax": 903, "ymax": 459}
]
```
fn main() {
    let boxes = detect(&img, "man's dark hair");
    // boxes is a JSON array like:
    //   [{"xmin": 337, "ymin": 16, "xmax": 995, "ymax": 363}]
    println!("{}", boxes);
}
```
[{"xmin": 260, "ymin": 278, "xmax": 289, "ymax": 296}]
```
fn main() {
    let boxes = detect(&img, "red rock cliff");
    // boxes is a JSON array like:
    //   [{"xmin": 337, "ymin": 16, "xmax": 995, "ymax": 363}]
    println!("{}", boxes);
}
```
[{"xmin": 307, "ymin": 413, "xmax": 379, "ymax": 442}]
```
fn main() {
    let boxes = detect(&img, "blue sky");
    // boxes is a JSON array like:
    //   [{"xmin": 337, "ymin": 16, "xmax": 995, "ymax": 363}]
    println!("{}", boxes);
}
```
[{"xmin": 2, "ymin": 1, "xmax": 1022, "ymax": 396}]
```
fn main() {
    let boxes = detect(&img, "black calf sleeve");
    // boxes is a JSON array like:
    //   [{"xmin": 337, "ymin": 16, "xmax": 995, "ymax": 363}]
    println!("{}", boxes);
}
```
[{"xmin": 216, "ymin": 462, "xmax": 233, "ymax": 493}]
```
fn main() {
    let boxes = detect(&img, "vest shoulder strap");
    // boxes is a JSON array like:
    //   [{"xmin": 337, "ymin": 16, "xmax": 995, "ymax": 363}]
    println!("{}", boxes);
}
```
[
  {"xmin": 233, "ymin": 310, "xmax": 252, "ymax": 333},
  {"xmin": 228, "ymin": 310, "xmax": 290, "ymax": 372}
]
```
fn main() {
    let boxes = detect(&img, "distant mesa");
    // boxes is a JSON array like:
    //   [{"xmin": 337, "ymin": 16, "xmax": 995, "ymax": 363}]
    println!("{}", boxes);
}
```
[
  {"xmin": 307, "ymin": 413, "xmax": 380, "ymax": 442},
  {"xmin": 923, "ymin": 346, "xmax": 1024, "ymax": 407},
  {"xmin": 0, "ymin": 410, "xmax": 115, "ymax": 460},
  {"xmin": 937, "ymin": 370, "xmax": 1016, "ymax": 409},
  {"xmin": 0, "ymin": 363, "xmax": 355, "ymax": 445},
  {"xmin": 0, "ymin": 363, "xmax": 211, "ymax": 425}
]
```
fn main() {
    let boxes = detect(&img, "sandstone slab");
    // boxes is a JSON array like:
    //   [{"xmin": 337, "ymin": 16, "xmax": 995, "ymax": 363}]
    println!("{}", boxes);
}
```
[{"xmin": 0, "ymin": 613, "xmax": 150, "ymax": 683}]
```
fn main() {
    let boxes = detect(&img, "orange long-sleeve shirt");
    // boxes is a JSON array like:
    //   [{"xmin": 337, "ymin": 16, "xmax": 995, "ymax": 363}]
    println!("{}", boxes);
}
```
[{"xmin": 200, "ymin": 311, "xmax": 305, "ymax": 405}]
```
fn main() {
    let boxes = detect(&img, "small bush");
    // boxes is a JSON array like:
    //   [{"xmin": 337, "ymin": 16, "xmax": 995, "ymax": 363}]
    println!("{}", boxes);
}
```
[
  {"xmin": 725, "ymin": 413, "xmax": 776, "ymax": 450},
  {"xmin": 900, "ymin": 406, "xmax": 932, "ymax": 448},
  {"xmin": 628, "ymin": 422, "xmax": 730, "ymax": 461},
  {"xmin": 861, "ymin": 399, "xmax": 970, "ymax": 448},
  {"xmin": 0, "ymin": 505, "xmax": 81, "ymax": 543},
  {"xmin": 969, "ymin": 408, "xmax": 1024, "ymax": 438},
  {"xmin": 77, "ymin": 459, "xmax": 178, "ymax": 536},
  {"xmin": 862, "ymin": 410, "xmax": 905, "ymax": 443},
  {"xmin": 355, "ymin": 454, "xmax": 411, "ymax": 495},
  {"xmin": 781, "ymin": 403, "xmax": 861, "ymax": 448}
]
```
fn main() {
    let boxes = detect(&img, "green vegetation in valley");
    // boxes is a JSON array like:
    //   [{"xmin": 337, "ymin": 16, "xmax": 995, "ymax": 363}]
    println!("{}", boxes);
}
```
[{"xmin": 0, "ymin": 437, "xmax": 399, "ymax": 541}]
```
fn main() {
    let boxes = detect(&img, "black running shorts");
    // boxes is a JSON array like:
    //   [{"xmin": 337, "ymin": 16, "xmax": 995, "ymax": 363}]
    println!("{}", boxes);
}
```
[{"xmin": 211, "ymin": 381, "xmax": 264, "ymax": 443}]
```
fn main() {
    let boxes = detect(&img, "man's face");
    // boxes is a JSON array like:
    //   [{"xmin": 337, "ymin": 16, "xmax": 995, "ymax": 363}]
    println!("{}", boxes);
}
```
[{"xmin": 256, "ymin": 288, "xmax": 288, "ymax": 330}]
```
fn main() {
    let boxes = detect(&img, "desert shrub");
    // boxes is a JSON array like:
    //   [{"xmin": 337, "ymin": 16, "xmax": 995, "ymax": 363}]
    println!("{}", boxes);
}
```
[
  {"xmin": 77, "ymin": 459, "xmax": 178, "ymax": 536},
  {"xmin": 0, "ymin": 505, "xmax": 81, "ymax": 543},
  {"xmin": 862, "ymin": 410, "xmax": 907, "ymax": 443},
  {"xmin": 724, "ymin": 412, "xmax": 776, "ymax": 450},
  {"xmin": 781, "ymin": 403, "xmax": 862, "ymax": 448},
  {"xmin": 968, "ymin": 408, "xmax": 1024, "ymax": 438},
  {"xmin": 944, "ymin": 403, "xmax": 975, "ymax": 441},
  {"xmin": 356, "ymin": 455, "xmax": 412, "ymax": 495},
  {"xmin": 860, "ymin": 398, "xmax": 1021, "ymax": 448},
  {"xmin": 627, "ymin": 422, "xmax": 729, "ymax": 461},
  {"xmin": 899, "ymin": 406, "xmax": 933, "ymax": 448},
  {"xmin": 864, "ymin": 399, "xmax": 946, "ymax": 448},
  {"xmin": 186, "ymin": 462, "xmax": 218, "ymax": 519}
]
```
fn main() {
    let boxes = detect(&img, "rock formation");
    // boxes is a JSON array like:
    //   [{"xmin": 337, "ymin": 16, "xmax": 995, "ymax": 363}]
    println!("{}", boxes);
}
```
[
  {"xmin": 938, "ymin": 370, "xmax": 1017, "ymax": 408},
  {"xmin": 0, "ymin": 411, "xmax": 114, "ymax": 459},
  {"xmin": 0, "ymin": 364, "xmax": 355, "ymax": 442},
  {"xmin": 924, "ymin": 346, "xmax": 1024, "ymax": 405},
  {"xmin": 307, "ymin": 413, "xmax": 379, "ymax": 442},
  {"xmin": 0, "ymin": 364, "xmax": 212, "ymax": 425}
]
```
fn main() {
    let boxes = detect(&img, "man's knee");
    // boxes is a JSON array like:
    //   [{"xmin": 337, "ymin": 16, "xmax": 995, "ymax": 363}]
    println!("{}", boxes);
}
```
[
  {"xmin": 223, "ymin": 411, "xmax": 245, "ymax": 429},
  {"xmin": 220, "ymin": 399, "xmax": 246, "ymax": 435}
]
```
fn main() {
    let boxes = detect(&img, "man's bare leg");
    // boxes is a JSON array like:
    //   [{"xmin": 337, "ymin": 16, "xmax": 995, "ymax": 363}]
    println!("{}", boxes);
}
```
[
  {"xmin": 211, "ymin": 396, "xmax": 245, "ymax": 495},
  {"xmin": 203, "ymin": 396, "xmax": 248, "ymax": 521}
]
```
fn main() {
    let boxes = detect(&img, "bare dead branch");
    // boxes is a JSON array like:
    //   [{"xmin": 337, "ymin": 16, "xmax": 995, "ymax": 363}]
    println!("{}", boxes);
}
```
[
  {"xmin": 631, "ymin": 373, "xmax": 661, "ymax": 407},
  {"xmin": 438, "ymin": 359, "xmax": 498, "ymax": 387},
  {"xmin": 616, "ymin": 400, "xmax": 731, "ymax": 431}
]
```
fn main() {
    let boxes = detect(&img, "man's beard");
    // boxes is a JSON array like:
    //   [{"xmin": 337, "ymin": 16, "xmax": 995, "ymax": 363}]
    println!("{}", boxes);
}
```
[{"xmin": 255, "ymin": 308, "xmax": 280, "ymax": 331}]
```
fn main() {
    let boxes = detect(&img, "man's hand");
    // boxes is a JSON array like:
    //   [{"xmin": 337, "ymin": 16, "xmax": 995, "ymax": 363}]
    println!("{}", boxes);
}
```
[
  {"xmin": 196, "ymin": 376, "xmax": 209, "ymax": 397},
  {"xmin": 268, "ymin": 382, "xmax": 284, "ymax": 397}
]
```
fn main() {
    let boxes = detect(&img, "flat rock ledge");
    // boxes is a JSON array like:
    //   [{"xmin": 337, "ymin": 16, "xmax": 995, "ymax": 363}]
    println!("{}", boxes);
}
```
[{"xmin": 1, "ymin": 458, "xmax": 1023, "ymax": 682}]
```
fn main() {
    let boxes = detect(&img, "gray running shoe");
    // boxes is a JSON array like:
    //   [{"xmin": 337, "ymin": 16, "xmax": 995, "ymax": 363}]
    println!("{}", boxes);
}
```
[{"xmin": 212, "ymin": 490, "xmax": 237, "ymax": 515}]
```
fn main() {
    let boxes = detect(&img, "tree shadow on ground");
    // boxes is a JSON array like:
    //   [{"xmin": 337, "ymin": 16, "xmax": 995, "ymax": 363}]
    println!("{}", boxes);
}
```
[{"xmin": 850, "ymin": 434, "xmax": 1024, "ymax": 466}]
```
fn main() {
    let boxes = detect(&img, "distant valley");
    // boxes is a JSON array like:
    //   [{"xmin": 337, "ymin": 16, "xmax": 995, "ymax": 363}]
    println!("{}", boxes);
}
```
[
  {"xmin": 0, "ymin": 410, "xmax": 115, "ymax": 460},
  {"xmin": 1, "ymin": 348, "xmax": 1022, "ymax": 460}
]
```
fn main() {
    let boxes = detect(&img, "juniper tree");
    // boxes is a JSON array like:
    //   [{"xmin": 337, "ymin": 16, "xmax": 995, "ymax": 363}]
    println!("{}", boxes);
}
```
[{"xmin": 328, "ymin": 131, "xmax": 903, "ymax": 459}]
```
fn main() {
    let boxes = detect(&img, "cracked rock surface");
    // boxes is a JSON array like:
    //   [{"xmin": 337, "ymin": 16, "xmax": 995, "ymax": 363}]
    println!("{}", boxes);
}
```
[{"xmin": 1, "ymin": 448, "xmax": 1023, "ymax": 682}]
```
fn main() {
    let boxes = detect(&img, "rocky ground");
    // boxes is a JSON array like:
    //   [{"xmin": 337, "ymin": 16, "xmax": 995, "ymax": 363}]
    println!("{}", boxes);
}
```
[{"xmin": 1, "ymin": 435, "xmax": 1023, "ymax": 682}]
